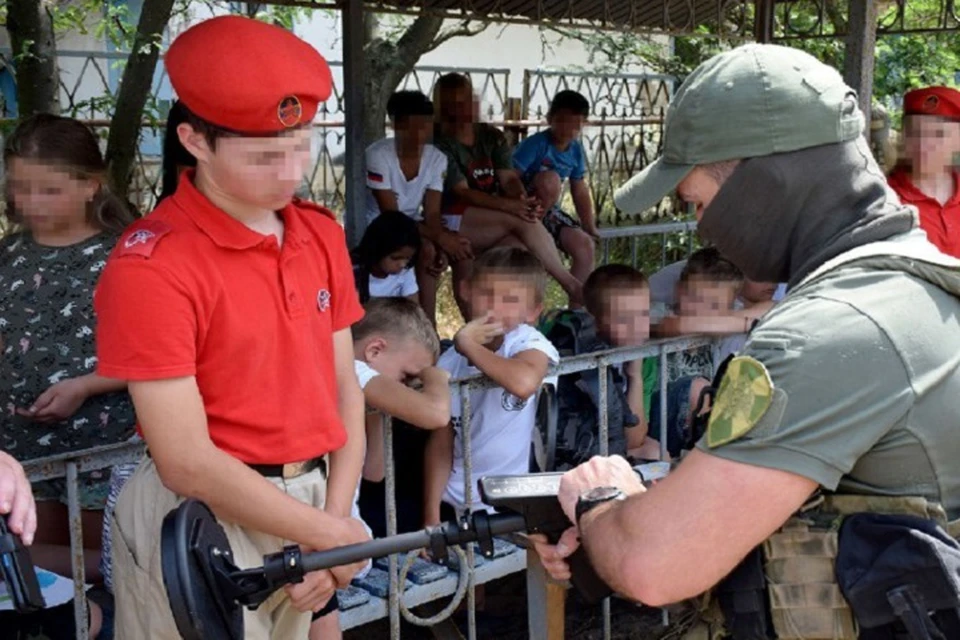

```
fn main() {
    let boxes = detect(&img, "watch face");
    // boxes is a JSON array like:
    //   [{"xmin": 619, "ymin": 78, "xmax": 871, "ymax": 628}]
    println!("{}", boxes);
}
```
[{"xmin": 584, "ymin": 486, "xmax": 622, "ymax": 502}]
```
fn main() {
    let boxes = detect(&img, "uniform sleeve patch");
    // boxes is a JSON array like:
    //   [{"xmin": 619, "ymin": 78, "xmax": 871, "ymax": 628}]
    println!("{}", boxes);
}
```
[
  {"xmin": 707, "ymin": 355, "xmax": 774, "ymax": 448},
  {"xmin": 117, "ymin": 219, "xmax": 171, "ymax": 258}
]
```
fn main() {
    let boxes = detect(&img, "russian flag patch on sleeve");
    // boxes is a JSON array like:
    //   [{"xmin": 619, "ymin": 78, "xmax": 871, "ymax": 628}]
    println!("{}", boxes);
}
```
[{"xmin": 367, "ymin": 171, "xmax": 384, "ymax": 183}]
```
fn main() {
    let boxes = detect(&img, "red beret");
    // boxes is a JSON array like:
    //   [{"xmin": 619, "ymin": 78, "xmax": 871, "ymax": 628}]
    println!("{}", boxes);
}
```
[
  {"xmin": 165, "ymin": 16, "xmax": 332, "ymax": 134},
  {"xmin": 904, "ymin": 86, "xmax": 960, "ymax": 121}
]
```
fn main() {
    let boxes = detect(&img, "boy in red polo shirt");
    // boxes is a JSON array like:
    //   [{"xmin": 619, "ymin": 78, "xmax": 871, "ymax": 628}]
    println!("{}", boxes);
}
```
[
  {"xmin": 94, "ymin": 16, "xmax": 369, "ymax": 639},
  {"xmin": 887, "ymin": 86, "xmax": 960, "ymax": 258}
]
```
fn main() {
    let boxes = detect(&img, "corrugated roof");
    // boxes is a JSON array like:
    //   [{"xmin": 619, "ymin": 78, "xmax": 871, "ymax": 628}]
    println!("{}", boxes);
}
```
[{"xmin": 360, "ymin": 0, "xmax": 755, "ymax": 35}]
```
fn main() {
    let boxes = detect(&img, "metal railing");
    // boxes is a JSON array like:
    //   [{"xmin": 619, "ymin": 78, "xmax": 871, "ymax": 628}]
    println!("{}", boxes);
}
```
[
  {"xmin": 0, "ymin": 49, "xmax": 671, "ymax": 222},
  {"xmin": 18, "ymin": 331, "xmax": 723, "ymax": 640},
  {"xmin": 14, "ymin": 218, "xmax": 705, "ymax": 638},
  {"xmin": 597, "ymin": 219, "xmax": 698, "ymax": 270},
  {"xmin": 23, "ymin": 441, "xmax": 145, "ymax": 640}
]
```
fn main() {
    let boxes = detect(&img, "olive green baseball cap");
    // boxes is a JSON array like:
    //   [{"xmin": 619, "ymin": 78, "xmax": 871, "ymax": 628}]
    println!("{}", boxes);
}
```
[{"xmin": 614, "ymin": 43, "xmax": 864, "ymax": 215}]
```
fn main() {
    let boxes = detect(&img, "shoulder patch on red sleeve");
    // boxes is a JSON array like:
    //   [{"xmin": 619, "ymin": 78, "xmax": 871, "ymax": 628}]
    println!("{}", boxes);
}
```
[
  {"xmin": 292, "ymin": 198, "xmax": 337, "ymax": 221},
  {"xmin": 117, "ymin": 219, "xmax": 172, "ymax": 258}
]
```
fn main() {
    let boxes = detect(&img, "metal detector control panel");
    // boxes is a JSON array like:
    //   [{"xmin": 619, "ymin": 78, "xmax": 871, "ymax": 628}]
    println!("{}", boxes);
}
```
[{"xmin": 478, "ymin": 472, "xmax": 563, "ymax": 501}]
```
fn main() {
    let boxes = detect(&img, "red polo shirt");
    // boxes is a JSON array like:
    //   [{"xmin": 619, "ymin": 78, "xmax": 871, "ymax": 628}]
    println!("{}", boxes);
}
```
[
  {"xmin": 95, "ymin": 172, "xmax": 363, "ymax": 464},
  {"xmin": 888, "ymin": 169, "xmax": 960, "ymax": 258}
]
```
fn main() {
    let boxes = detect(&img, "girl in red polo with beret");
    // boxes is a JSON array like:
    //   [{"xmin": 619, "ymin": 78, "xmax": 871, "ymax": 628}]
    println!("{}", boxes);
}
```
[{"xmin": 887, "ymin": 86, "xmax": 960, "ymax": 258}]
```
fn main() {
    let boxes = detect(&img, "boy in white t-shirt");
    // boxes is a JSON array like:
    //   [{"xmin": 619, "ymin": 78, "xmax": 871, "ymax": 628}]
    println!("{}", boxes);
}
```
[
  {"xmin": 365, "ymin": 90, "xmax": 473, "ymax": 321},
  {"xmin": 310, "ymin": 297, "xmax": 449, "ymax": 640},
  {"xmin": 424, "ymin": 248, "xmax": 560, "ymax": 520}
]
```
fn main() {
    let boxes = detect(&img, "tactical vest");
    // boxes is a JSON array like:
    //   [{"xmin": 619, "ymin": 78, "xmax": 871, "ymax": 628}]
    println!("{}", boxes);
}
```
[
  {"xmin": 682, "ymin": 496, "xmax": 960, "ymax": 640},
  {"xmin": 681, "ymin": 233, "xmax": 960, "ymax": 640}
]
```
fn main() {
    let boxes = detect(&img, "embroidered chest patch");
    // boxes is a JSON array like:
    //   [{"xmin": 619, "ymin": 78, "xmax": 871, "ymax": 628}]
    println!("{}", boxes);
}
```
[{"xmin": 317, "ymin": 289, "xmax": 331, "ymax": 312}]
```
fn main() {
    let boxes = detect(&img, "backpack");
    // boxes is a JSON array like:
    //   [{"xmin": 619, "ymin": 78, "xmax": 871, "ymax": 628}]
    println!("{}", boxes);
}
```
[{"xmin": 538, "ymin": 309, "xmax": 638, "ymax": 471}]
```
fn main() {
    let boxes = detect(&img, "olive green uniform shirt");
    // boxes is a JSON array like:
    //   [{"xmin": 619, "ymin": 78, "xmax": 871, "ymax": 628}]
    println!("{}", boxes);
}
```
[{"xmin": 698, "ymin": 231, "xmax": 960, "ymax": 517}]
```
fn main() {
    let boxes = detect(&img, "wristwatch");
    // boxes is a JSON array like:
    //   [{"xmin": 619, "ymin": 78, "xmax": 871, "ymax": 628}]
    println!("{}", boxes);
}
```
[{"xmin": 575, "ymin": 486, "xmax": 626, "ymax": 526}]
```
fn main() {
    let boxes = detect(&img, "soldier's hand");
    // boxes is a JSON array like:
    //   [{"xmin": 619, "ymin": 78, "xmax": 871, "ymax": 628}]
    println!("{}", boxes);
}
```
[
  {"xmin": 329, "ymin": 517, "xmax": 372, "ymax": 588},
  {"xmin": 284, "ymin": 566, "xmax": 337, "ymax": 613},
  {"xmin": 527, "ymin": 528, "xmax": 579, "ymax": 582},
  {"xmin": 558, "ymin": 456, "xmax": 645, "ymax": 525}
]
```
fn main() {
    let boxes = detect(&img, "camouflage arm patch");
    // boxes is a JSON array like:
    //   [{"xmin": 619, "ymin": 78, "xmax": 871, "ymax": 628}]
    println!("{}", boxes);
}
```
[{"xmin": 706, "ymin": 355, "xmax": 774, "ymax": 448}]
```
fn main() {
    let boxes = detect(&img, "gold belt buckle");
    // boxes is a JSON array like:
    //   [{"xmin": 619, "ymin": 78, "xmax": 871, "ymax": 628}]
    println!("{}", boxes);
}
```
[{"xmin": 282, "ymin": 460, "xmax": 309, "ymax": 479}]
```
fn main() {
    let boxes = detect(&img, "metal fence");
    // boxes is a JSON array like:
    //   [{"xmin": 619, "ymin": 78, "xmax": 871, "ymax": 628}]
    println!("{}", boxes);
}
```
[
  {"xmin": 12, "ymin": 216, "xmax": 713, "ymax": 639},
  {"xmin": 521, "ymin": 69, "xmax": 673, "ymax": 223},
  {"xmin": 0, "ymin": 50, "xmax": 671, "ymax": 223},
  {"xmin": 21, "ymin": 333, "xmax": 719, "ymax": 640}
]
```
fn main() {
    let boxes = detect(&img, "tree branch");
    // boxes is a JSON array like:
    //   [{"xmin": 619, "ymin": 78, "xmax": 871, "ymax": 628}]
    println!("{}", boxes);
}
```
[
  {"xmin": 105, "ymin": 0, "xmax": 176, "ymax": 199},
  {"xmin": 391, "ymin": 12, "xmax": 444, "ymax": 63},
  {"xmin": 430, "ymin": 19, "xmax": 489, "ymax": 48},
  {"xmin": 822, "ymin": 0, "xmax": 847, "ymax": 33},
  {"xmin": 360, "ymin": 13, "xmax": 488, "ymax": 145},
  {"xmin": 6, "ymin": 0, "xmax": 60, "ymax": 116}
]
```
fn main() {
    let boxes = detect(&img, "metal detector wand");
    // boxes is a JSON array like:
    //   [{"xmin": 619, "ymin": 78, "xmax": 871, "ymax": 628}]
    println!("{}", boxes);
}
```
[{"xmin": 161, "ymin": 465, "xmax": 670, "ymax": 640}]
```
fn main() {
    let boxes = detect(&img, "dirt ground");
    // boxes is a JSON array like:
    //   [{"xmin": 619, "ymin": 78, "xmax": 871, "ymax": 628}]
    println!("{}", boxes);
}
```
[{"xmin": 345, "ymin": 574, "xmax": 698, "ymax": 640}]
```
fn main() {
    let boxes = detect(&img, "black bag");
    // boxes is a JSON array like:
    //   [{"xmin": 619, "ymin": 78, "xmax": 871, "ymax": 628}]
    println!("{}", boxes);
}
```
[
  {"xmin": 837, "ymin": 512, "xmax": 960, "ymax": 640},
  {"xmin": 539, "ymin": 309, "xmax": 638, "ymax": 471},
  {"xmin": 715, "ymin": 546, "xmax": 775, "ymax": 639}
]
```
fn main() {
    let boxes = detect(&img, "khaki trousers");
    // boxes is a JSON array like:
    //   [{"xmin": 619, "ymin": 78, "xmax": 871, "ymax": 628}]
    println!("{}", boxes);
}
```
[{"xmin": 111, "ymin": 459, "xmax": 326, "ymax": 639}]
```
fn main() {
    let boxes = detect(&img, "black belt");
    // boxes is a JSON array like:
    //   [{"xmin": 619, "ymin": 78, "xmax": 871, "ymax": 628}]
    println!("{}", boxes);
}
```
[
  {"xmin": 247, "ymin": 457, "xmax": 326, "ymax": 480},
  {"xmin": 145, "ymin": 450, "xmax": 326, "ymax": 480}
]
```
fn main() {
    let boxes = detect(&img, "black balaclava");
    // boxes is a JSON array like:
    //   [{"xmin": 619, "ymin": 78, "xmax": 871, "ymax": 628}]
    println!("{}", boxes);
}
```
[{"xmin": 697, "ymin": 137, "xmax": 917, "ymax": 288}]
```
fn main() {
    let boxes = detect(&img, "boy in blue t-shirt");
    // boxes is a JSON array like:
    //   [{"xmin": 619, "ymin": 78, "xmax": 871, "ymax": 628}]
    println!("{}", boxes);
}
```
[{"xmin": 513, "ymin": 90, "xmax": 599, "ymax": 283}]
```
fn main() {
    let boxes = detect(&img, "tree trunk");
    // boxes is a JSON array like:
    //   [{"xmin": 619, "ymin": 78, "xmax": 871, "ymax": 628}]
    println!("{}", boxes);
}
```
[
  {"xmin": 104, "ymin": 0, "xmax": 177, "ymax": 201},
  {"xmin": 361, "ymin": 13, "xmax": 445, "ymax": 145},
  {"xmin": 6, "ymin": 0, "xmax": 60, "ymax": 116}
]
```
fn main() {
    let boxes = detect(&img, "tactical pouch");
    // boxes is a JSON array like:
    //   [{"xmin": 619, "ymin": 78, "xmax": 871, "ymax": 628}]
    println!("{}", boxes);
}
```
[
  {"xmin": 763, "ymin": 517, "xmax": 858, "ymax": 639},
  {"xmin": 761, "ymin": 495, "xmax": 953, "ymax": 640}
]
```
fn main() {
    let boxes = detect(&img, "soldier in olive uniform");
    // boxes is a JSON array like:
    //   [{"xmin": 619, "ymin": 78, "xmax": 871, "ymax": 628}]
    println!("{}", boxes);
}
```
[{"xmin": 529, "ymin": 43, "xmax": 960, "ymax": 614}]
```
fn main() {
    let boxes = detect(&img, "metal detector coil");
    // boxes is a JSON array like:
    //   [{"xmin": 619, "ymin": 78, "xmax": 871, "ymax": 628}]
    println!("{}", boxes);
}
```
[{"xmin": 161, "ymin": 499, "xmax": 243, "ymax": 640}]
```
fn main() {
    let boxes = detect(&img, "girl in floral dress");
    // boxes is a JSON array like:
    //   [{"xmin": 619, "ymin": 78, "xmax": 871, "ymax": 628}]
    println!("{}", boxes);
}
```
[{"xmin": 1, "ymin": 114, "xmax": 137, "ymax": 585}]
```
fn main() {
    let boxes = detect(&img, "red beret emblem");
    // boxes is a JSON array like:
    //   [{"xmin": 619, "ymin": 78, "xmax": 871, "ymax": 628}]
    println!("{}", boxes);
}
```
[
  {"xmin": 278, "ymin": 96, "xmax": 303, "ymax": 128},
  {"xmin": 923, "ymin": 94, "xmax": 940, "ymax": 113}
]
